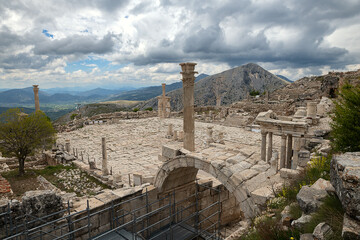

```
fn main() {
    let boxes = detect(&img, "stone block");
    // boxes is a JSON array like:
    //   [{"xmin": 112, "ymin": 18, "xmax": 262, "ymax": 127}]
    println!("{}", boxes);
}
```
[
  {"xmin": 162, "ymin": 145, "xmax": 181, "ymax": 159},
  {"xmin": 291, "ymin": 213, "xmax": 313, "ymax": 229},
  {"xmin": 313, "ymin": 222, "xmax": 333, "ymax": 240},
  {"xmin": 296, "ymin": 186, "xmax": 328, "ymax": 214},
  {"xmin": 158, "ymin": 154, "xmax": 169, "ymax": 162},
  {"xmin": 342, "ymin": 213, "xmax": 360, "ymax": 240},
  {"xmin": 311, "ymin": 178, "xmax": 336, "ymax": 194},
  {"xmin": 331, "ymin": 152, "xmax": 360, "ymax": 220},
  {"xmin": 300, "ymin": 233, "xmax": 314, "ymax": 240},
  {"xmin": 251, "ymin": 186, "xmax": 274, "ymax": 206},
  {"xmin": 280, "ymin": 168, "xmax": 300, "ymax": 179}
]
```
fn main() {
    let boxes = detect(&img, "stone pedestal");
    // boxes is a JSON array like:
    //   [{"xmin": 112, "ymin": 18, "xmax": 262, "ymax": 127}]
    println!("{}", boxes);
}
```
[
  {"xmin": 306, "ymin": 102, "xmax": 317, "ymax": 119},
  {"xmin": 180, "ymin": 62, "xmax": 197, "ymax": 151},
  {"xmin": 65, "ymin": 140, "xmax": 71, "ymax": 153},
  {"xmin": 101, "ymin": 137, "xmax": 109, "ymax": 176},
  {"xmin": 33, "ymin": 85, "xmax": 40, "ymax": 111},
  {"xmin": 166, "ymin": 124, "xmax": 173, "ymax": 138}
]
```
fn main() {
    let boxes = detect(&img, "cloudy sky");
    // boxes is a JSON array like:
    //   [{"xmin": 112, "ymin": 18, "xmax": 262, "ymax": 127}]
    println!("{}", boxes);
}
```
[{"xmin": 1, "ymin": 0, "xmax": 360, "ymax": 89}]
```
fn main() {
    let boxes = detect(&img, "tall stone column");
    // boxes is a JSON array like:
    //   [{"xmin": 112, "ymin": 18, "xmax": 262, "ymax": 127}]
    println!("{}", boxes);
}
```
[
  {"xmin": 293, "ymin": 137, "xmax": 301, "ymax": 169},
  {"xmin": 261, "ymin": 130, "xmax": 267, "ymax": 161},
  {"xmin": 280, "ymin": 134, "xmax": 287, "ymax": 169},
  {"xmin": 286, "ymin": 134, "xmax": 293, "ymax": 168},
  {"xmin": 180, "ymin": 62, "xmax": 197, "ymax": 151},
  {"xmin": 102, "ymin": 137, "xmax": 109, "ymax": 176},
  {"xmin": 162, "ymin": 83, "xmax": 166, "ymax": 97},
  {"xmin": 216, "ymin": 97, "xmax": 221, "ymax": 107},
  {"xmin": 33, "ymin": 85, "xmax": 40, "ymax": 111},
  {"xmin": 267, "ymin": 132, "xmax": 273, "ymax": 163}
]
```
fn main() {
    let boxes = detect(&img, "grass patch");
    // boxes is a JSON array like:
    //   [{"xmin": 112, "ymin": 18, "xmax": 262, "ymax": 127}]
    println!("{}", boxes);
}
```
[
  {"xmin": 2, "ymin": 164, "xmax": 109, "ymax": 197},
  {"xmin": 289, "ymin": 203, "xmax": 302, "ymax": 220},
  {"xmin": 303, "ymin": 195, "xmax": 344, "ymax": 239},
  {"xmin": 240, "ymin": 215, "xmax": 301, "ymax": 240}
]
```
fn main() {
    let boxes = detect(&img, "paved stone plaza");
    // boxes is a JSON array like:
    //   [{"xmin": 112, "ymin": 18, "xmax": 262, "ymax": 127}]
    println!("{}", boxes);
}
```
[{"xmin": 57, "ymin": 117, "xmax": 282, "ymax": 183}]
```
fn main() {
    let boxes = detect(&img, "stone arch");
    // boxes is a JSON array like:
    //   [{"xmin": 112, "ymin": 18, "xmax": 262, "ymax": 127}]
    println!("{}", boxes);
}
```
[{"xmin": 154, "ymin": 155, "xmax": 259, "ymax": 218}]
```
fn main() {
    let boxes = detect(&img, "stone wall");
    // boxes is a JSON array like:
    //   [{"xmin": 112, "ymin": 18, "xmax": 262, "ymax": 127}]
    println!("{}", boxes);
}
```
[
  {"xmin": 1, "ymin": 179, "xmax": 241, "ymax": 239},
  {"xmin": 331, "ymin": 152, "xmax": 360, "ymax": 239}
]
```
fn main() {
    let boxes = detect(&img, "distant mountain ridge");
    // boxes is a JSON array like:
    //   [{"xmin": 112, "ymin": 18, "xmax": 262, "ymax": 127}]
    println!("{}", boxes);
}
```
[
  {"xmin": 276, "ymin": 75, "xmax": 292, "ymax": 82},
  {"xmin": 137, "ymin": 63, "xmax": 289, "ymax": 111},
  {"xmin": 109, "ymin": 73, "xmax": 209, "ymax": 101}
]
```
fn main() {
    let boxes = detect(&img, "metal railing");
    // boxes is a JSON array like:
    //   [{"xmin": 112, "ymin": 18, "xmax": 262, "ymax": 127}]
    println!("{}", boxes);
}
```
[{"xmin": 0, "ymin": 182, "xmax": 223, "ymax": 240}]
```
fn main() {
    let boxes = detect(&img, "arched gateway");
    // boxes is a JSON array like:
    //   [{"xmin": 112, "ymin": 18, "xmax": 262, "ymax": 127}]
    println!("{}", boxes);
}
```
[{"xmin": 154, "ymin": 146, "xmax": 278, "ymax": 219}]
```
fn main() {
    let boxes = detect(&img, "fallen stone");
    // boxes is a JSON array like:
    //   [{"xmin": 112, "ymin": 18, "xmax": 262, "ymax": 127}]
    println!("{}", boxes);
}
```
[
  {"xmin": 280, "ymin": 168, "xmax": 300, "ymax": 179},
  {"xmin": 311, "ymin": 178, "xmax": 336, "ymax": 195},
  {"xmin": 291, "ymin": 213, "xmax": 313, "ymax": 229},
  {"xmin": 342, "ymin": 213, "xmax": 360, "ymax": 240},
  {"xmin": 313, "ymin": 222, "xmax": 333, "ymax": 240},
  {"xmin": 162, "ymin": 145, "xmax": 181, "ymax": 159},
  {"xmin": 281, "ymin": 205, "xmax": 292, "ymax": 227},
  {"xmin": 300, "ymin": 233, "xmax": 314, "ymax": 240},
  {"xmin": 297, "ymin": 186, "xmax": 328, "ymax": 214}
]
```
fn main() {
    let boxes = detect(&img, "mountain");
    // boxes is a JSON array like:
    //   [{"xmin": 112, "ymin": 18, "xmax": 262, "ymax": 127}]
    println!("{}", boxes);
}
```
[
  {"xmin": 42, "ymin": 87, "xmax": 134, "ymax": 96},
  {"xmin": 109, "ymin": 73, "xmax": 209, "ymax": 101},
  {"xmin": 276, "ymin": 75, "xmax": 292, "ymax": 83},
  {"xmin": 137, "ymin": 63, "xmax": 289, "ymax": 111}
]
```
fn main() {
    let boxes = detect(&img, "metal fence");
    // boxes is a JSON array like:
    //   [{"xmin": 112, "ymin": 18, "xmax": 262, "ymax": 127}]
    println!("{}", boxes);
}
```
[{"xmin": 0, "ymin": 182, "xmax": 223, "ymax": 240}]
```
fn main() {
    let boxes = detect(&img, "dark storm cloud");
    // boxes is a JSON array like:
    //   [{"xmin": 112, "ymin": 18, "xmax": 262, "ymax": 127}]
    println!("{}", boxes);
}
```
[
  {"xmin": 0, "ymin": 53, "xmax": 56, "ymax": 69},
  {"xmin": 128, "ymin": 0, "xmax": 360, "ymax": 69},
  {"xmin": 34, "ymin": 33, "xmax": 115, "ymax": 55}
]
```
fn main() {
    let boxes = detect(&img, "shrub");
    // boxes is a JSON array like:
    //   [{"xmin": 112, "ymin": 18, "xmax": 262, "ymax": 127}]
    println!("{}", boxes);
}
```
[
  {"xmin": 133, "ymin": 108, "xmax": 139, "ymax": 112},
  {"xmin": 303, "ymin": 195, "xmax": 344, "ymax": 239},
  {"xmin": 331, "ymin": 83, "xmax": 360, "ymax": 152},
  {"xmin": 250, "ymin": 89, "xmax": 260, "ymax": 96},
  {"xmin": 70, "ymin": 113, "xmax": 78, "ymax": 120},
  {"xmin": 145, "ymin": 107, "xmax": 153, "ymax": 111}
]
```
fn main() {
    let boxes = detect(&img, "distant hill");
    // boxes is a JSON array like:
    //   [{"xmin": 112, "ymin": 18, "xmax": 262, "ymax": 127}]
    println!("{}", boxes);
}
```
[
  {"xmin": 0, "ymin": 107, "xmax": 73, "ymax": 121},
  {"xmin": 0, "ymin": 87, "xmax": 111, "ymax": 105},
  {"xmin": 276, "ymin": 75, "xmax": 292, "ymax": 83},
  {"xmin": 109, "ymin": 73, "xmax": 209, "ymax": 101},
  {"xmin": 137, "ymin": 63, "xmax": 289, "ymax": 111}
]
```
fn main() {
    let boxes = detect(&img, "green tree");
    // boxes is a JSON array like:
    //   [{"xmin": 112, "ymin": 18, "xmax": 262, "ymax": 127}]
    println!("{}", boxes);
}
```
[
  {"xmin": 0, "ymin": 109, "xmax": 56, "ymax": 175},
  {"xmin": 330, "ymin": 84, "xmax": 360, "ymax": 152}
]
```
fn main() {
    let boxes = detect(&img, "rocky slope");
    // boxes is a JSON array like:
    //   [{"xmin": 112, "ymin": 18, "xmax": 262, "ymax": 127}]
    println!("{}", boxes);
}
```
[{"xmin": 137, "ymin": 63, "xmax": 289, "ymax": 111}]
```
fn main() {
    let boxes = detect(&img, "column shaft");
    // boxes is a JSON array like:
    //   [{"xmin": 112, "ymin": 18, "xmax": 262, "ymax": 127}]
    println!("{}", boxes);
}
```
[
  {"xmin": 280, "ymin": 134, "xmax": 287, "ymax": 169},
  {"xmin": 102, "ymin": 137, "xmax": 109, "ymax": 176},
  {"xmin": 267, "ymin": 132, "xmax": 273, "ymax": 163},
  {"xmin": 286, "ymin": 134, "xmax": 293, "ymax": 168},
  {"xmin": 180, "ymin": 63, "xmax": 197, "ymax": 152},
  {"xmin": 261, "ymin": 131, "xmax": 267, "ymax": 162}
]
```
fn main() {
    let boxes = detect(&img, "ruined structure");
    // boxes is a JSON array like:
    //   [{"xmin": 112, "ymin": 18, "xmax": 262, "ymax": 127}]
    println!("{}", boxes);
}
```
[
  {"xmin": 157, "ymin": 83, "xmax": 171, "ymax": 118},
  {"xmin": 256, "ymin": 110, "xmax": 308, "ymax": 170},
  {"xmin": 32, "ymin": 85, "xmax": 40, "ymax": 111}
]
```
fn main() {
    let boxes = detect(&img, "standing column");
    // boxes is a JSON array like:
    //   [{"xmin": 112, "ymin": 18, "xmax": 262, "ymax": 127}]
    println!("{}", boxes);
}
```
[
  {"xmin": 33, "ymin": 85, "xmax": 40, "ymax": 111},
  {"xmin": 65, "ymin": 140, "xmax": 71, "ymax": 153},
  {"xmin": 261, "ymin": 130, "xmax": 267, "ymax": 162},
  {"xmin": 286, "ymin": 134, "xmax": 293, "ymax": 168},
  {"xmin": 180, "ymin": 62, "xmax": 197, "ymax": 151},
  {"xmin": 292, "ymin": 137, "xmax": 301, "ymax": 169},
  {"xmin": 267, "ymin": 132, "xmax": 273, "ymax": 163},
  {"xmin": 280, "ymin": 134, "xmax": 287, "ymax": 169},
  {"xmin": 102, "ymin": 137, "xmax": 109, "ymax": 176}
]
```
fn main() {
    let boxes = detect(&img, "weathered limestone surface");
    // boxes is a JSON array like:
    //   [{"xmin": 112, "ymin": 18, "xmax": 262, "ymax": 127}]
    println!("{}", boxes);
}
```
[
  {"xmin": 331, "ymin": 152, "xmax": 360, "ymax": 220},
  {"xmin": 58, "ymin": 118, "xmax": 281, "ymax": 184},
  {"xmin": 296, "ymin": 186, "xmax": 328, "ymax": 214},
  {"xmin": 154, "ymin": 143, "xmax": 283, "ymax": 219},
  {"xmin": 22, "ymin": 190, "xmax": 63, "ymax": 218}
]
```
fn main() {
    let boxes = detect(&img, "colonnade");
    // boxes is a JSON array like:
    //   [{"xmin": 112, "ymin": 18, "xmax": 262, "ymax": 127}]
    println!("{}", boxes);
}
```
[{"xmin": 261, "ymin": 130, "xmax": 305, "ymax": 170}]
